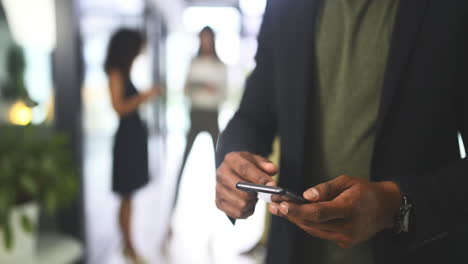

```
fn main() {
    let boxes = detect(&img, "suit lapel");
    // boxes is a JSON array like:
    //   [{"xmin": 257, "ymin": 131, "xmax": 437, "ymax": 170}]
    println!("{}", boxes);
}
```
[
  {"xmin": 292, "ymin": 0, "xmax": 322, "ymax": 185},
  {"xmin": 372, "ymin": 0, "xmax": 430, "ymax": 178},
  {"xmin": 375, "ymin": 0, "xmax": 430, "ymax": 140}
]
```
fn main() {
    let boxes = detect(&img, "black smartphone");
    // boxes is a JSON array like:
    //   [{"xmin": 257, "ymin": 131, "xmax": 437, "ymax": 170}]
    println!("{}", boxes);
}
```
[{"xmin": 236, "ymin": 182, "xmax": 309, "ymax": 204}]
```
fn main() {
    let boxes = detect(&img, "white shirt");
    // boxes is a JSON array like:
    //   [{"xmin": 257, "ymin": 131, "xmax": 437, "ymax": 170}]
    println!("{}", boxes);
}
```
[{"xmin": 186, "ymin": 56, "xmax": 227, "ymax": 111}]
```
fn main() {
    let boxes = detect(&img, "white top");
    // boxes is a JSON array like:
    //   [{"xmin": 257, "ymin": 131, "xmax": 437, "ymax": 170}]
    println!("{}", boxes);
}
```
[{"xmin": 186, "ymin": 56, "xmax": 227, "ymax": 110}]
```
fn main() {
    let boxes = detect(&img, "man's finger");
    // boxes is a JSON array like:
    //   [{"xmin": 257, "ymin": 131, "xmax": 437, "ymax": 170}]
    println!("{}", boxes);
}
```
[
  {"xmin": 217, "ymin": 166, "xmax": 257, "ymax": 199},
  {"xmin": 246, "ymin": 153, "xmax": 278, "ymax": 176},
  {"xmin": 221, "ymin": 201, "xmax": 257, "ymax": 219},
  {"xmin": 279, "ymin": 201, "xmax": 350, "ymax": 224},
  {"xmin": 299, "ymin": 219, "xmax": 355, "ymax": 247},
  {"xmin": 216, "ymin": 184, "xmax": 257, "ymax": 219},
  {"xmin": 306, "ymin": 219, "xmax": 350, "ymax": 234},
  {"xmin": 226, "ymin": 153, "xmax": 276, "ymax": 185},
  {"xmin": 303, "ymin": 175, "xmax": 353, "ymax": 202},
  {"xmin": 269, "ymin": 203, "xmax": 350, "ymax": 244},
  {"xmin": 217, "ymin": 179, "xmax": 256, "ymax": 204}
]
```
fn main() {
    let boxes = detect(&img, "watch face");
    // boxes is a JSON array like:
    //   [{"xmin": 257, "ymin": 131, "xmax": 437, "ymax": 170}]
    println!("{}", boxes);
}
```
[
  {"xmin": 402, "ymin": 197, "xmax": 412, "ymax": 232},
  {"xmin": 395, "ymin": 196, "xmax": 412, "ymax": 234},
  {"xmin": 402, "ymin": 206, "xmax": 411, "ymax": 232}
]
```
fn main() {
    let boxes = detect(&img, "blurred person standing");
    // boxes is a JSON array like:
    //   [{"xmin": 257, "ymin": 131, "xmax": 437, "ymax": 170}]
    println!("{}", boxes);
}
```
[
  {"xmin": 104, "ymin": 28, "xmax": 162, "ymax": 264},
  {"xmin": 160, "ymin": 26, "xmax": 227, "ymax": 255},
  {"xmin": 174, "ymin": 26, "xmax": 228, "ymax": 206}
]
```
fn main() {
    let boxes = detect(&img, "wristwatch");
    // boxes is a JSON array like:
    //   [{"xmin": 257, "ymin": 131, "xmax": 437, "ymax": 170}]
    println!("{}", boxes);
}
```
[{"xmin": 394, "ymin": 195, "xmax": 413, "ymax": 234}]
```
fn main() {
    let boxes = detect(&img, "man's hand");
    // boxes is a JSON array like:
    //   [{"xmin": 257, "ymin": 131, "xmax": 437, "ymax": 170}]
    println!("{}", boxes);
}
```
[
  {"xmin": 269, "ymin": 175, "xmax": 402, "ymax": 248},
  {"xmin": 216, "ymin": 152, "xmax": 278, "ymax": 219}
]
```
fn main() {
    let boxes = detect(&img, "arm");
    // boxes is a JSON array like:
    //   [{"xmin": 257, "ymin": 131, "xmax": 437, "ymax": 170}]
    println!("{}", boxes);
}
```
[
  {"xmin": 184, "ymin": 61, "xmax": 196, "ymax": 97},
  {"xmin": 219, "ymin": 64, "xmax": 228, "ymax": 102},
  {"xmin": 216, "ymin": 0, "xmax": 277, "ymax": 165},
  {"xmin": 108, "ymin": 70, "xmax": 158, "ymax": 117},
  {"xmin": 396, "ymin": 85, "xmax": 468, "ymax": 249},
  {"xmin": 215, "ymin": 1, "xmax": 279, "ymax": 222},
  {"xmin": 269, "ymin": 88, "xmax": 468, "ymax": 249},
  {"xmin": 184, "ymin": 79, "xmax": 191, "ymax": 97}
]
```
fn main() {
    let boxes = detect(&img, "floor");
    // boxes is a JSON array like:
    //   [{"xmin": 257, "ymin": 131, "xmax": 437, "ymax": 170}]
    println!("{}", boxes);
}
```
[{"xmin": 84, "ymin": 130, "xmax": 268, "ymax": 264}]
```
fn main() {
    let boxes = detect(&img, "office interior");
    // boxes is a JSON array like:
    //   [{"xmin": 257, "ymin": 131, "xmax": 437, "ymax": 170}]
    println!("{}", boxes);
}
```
[{"xmin": 0, "ymin": 0, "xmax": 270, "ymax": 263}]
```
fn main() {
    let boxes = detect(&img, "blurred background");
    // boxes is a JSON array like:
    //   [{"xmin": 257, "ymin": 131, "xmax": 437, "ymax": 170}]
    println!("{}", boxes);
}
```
[{"xmin": 0, "ymin": 0, "xmax": 273, "ymax": 263}]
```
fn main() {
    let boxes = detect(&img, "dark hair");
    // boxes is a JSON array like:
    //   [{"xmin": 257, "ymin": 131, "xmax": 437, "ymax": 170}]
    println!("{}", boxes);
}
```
[
  {"xmin": 197, "ymin": 26, "xmax": 220, "ymax": 61},
  {"xmin": 104, "ymin": 28, "xmax": 145, "ymax": 77}
]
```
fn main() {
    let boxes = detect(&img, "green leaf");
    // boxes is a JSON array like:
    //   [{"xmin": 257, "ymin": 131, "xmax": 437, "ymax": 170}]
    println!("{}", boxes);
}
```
[
  {"xmin": 0, "ymin": 188, "xmax": 14, "ymax": 218},
  {"xmin": 19, "ymin": 174, "xmax": 37, "ymax": 195},
  {"xmin": 45, "ymin": 191, "xmax": 57, "ymax": 214},
  {"xmin": 2, "ymin": 219, "xmax": 13, "ymax": 250},
  {"xmin": 20, "ymin": 215, "xmax": 33, "ymax": 234},
  {"xmin": 0, "ymin": 193, "xmax": 8, "ymax": 214},
  {"xmin": 40, "ymin": 155, "xmax": 55, "ymax": 174},
  {"xmin": 0, "ymin": 125, "xmax": 79, "ymax": 222},
  {"xmin": 0, "ymin": 158, "xmax": 14, "ymax": 179}
]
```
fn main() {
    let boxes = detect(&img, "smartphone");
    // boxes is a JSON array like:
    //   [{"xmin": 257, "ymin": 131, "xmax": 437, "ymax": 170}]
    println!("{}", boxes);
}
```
[{"xmin": 236, "ymin": 182, "xmax": 309, "ymax": 204}]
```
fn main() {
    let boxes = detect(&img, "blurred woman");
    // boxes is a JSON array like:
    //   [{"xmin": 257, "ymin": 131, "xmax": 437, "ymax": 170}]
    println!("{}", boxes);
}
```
[
  {"xmin": 174, "ymin": 26, "xmax": 228, "ymax": 206},
  {"xmin": 104, "ymin": 28, "xmax": 162, "ymax": 264}
]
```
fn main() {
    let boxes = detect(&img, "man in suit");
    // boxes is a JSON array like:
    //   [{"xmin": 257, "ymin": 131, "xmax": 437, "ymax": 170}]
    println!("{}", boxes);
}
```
[{"xmin": 215, "ymin": 0, "xmax": 468, "ymax": 263}]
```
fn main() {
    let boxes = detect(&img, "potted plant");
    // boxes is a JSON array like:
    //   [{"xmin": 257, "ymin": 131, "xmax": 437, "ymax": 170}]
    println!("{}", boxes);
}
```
[
  {"xmin": 0, "ymin": 44, "xmax": 37, "ymax": 125},
  {"xmin": 0, "ymin": 125, "xmax": 78, "ymax": 263},
  {"xmin": 2, "ymin": 44, "xmax": 36, "ymax": 105}
]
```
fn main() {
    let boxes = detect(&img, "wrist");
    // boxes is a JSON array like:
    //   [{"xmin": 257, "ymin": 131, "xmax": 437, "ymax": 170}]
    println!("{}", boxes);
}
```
[{"xmin": 375, "ymin": 181, "xmax": 402, "ymax": 229}]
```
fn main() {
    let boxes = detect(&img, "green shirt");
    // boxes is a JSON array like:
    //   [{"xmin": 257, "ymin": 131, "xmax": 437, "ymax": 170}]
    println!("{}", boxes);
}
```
[{"xmin": 312, "ymin": 0, "xmax": 399, "ymax": 263}]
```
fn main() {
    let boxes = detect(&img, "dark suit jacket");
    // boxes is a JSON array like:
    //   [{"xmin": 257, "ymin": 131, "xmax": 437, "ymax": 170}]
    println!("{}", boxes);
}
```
[{"xmin": 216, "ymin": 0, "xmax": 468, "ymax": 263}]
